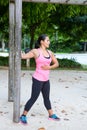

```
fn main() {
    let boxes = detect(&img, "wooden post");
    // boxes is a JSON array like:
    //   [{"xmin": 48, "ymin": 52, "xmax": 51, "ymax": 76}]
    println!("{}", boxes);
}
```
[
  {"xmin": 13, "ymin": 0, "xmax": 22, "ymax": 122},
  {"xmin": 8, "ymin": 1, "xmax": 15, "ymax": 102}
]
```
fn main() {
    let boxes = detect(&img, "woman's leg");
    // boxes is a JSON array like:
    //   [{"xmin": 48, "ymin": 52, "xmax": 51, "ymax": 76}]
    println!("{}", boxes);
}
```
[
  {"xmin": 41, "ymin": 80, "xmax": 60, "ymax": 120},
  {"xmin": 23, "ymin": 78, "xmax": 43, "ymax": 115},
  {"xmin": 41, "ymin": 80, "xmax": 53, "ymax": 116}
]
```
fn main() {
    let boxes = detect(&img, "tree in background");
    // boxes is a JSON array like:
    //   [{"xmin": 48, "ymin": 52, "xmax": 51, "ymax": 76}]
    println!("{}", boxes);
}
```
[
  {"xmin": 22, "ymin": 2, "xmax": 56, "ymax": 49},
  {"xmin": 0, "ymin": 1, "xmax": 87, "ymax": 52},
  {"xmin": 0, "ymin": 1, "xmax": 9, "ymax": 49},
  {"xmin": 49, "ymin": 4, "xmax": 87, "ymax": 52}
]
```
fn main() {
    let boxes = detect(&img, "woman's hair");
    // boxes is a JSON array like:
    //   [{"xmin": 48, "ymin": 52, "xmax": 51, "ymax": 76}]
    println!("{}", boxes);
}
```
[{"xmin": 35, "ymin": 34, "xmax": 48, "ymax": 49}]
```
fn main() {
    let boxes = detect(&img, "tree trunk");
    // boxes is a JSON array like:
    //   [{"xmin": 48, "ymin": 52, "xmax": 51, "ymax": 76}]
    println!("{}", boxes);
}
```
[{"xmin": 2, "ymin": 39, "xmax": 5, "ymax": 52}]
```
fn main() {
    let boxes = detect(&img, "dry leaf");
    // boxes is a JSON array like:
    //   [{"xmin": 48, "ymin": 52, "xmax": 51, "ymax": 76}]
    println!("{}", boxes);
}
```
[{"xmin": 38, "ymin": 127, "xmax": 46, "ymax": 130}]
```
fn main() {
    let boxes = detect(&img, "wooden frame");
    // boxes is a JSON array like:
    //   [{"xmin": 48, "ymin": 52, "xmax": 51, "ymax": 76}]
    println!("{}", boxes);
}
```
[
  {"xmin": 10, "ymin": 0, "xmax": 87, "ymax": 5},
  {"xmin": 9, "ymin": 0, "xmax": 87, "ymax": 123}
]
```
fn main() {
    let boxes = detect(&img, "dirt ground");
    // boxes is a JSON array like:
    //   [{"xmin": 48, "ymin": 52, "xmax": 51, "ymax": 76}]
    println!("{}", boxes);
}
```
[{"xmin": 0, "ymin": 69, "xmax": 87, "ymax": 130}]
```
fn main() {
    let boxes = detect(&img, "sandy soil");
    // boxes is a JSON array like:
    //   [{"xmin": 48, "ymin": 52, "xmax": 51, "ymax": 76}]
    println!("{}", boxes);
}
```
[{"xmin": 0, "ymin": 69, "xmax": 87, "ymax": 130}]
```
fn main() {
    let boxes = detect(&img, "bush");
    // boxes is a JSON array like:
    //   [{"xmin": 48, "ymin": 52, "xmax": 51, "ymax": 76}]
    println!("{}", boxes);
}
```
[
  {"xmin": 0, "ymin": 56, "xmax": 9, "ymax": 66},
  {"xmin": 58, "ymin": 58, "xmax": 82, "ymax": 69},
  {"xmin": 0, "ymin": 56, "xmax": 82, "ymax": 69},
  {"xmin": 21, "ymin": 58, "xmax": 35, "ymax": 67}
]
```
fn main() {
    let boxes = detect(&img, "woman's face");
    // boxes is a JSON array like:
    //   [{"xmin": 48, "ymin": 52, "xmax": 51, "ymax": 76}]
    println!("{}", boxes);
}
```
[{"xmin": 42, "ymin": 36, "xmax": 50, "ymax": 48}]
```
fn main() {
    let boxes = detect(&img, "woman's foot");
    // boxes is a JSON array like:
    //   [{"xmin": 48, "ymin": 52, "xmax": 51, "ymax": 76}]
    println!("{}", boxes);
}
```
[
  {"xmin": 49, "ymin": 114, "xmax": 60, "ymax": 121},
  {"xmin": 20, "ymin": 115, "xmax": 28, "ymax": 124}
]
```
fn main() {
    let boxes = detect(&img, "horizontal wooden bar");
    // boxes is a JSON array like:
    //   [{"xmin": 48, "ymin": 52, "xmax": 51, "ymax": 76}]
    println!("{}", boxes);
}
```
[{"xmin": 10, "ymin": 0, "xmax": 87, "ymax": 5}]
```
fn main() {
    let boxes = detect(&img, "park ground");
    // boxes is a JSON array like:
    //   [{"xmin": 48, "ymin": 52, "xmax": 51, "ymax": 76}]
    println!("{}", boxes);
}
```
[{"xmin": 0, "ymin": 69, "xmax": 87, "ymax": 130}]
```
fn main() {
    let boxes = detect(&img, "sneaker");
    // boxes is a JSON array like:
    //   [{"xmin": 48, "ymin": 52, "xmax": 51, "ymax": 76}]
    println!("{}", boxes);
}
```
[
  {"xmin": 20, "ymin": 115, "xmax": 27, "ymax": 124},
  {"xmin": 49, "ymin": 114, "xmax": 60, "ymax": 121}
]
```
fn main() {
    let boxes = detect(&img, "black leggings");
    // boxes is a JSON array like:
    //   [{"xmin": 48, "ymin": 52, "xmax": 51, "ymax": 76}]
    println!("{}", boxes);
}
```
[{"xmin": 24, "ymin": 77, "xmax": 52, "ymax": 112}]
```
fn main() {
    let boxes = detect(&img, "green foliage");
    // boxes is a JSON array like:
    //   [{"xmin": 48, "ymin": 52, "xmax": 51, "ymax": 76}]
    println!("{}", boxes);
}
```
[
  {"xmin": 58, "ymin": 58, "xmax": 82, "ymax": 69},
  {"xmin": 22, "ymin": 2, "xmax": 56, "ymax": 48},
  {"xmin": 0, "ymin": 2, "xmax": 87, "ymax": 53},
  {"xmin": 0, "ymin": 56, "xmax": 9, "ymax": 66},
  {"xmin": 0, "ymin": 0, "xmax": 8, "ymax": 5},
  {"xmin": 50, "ymin": 4, "xmax": 87, "ymax": 46},
  {"xmin": 21, "ymin": 58, "xmax": 36, "ymax": 68},
  {"xmin": 21, "ymin": 57, "xmax": 82, "ymax": 69},
  {"xmin": 0, "ymin": 1, "xmax": 9, "ymax": 42},
  {"xmin": 0, "ymin": 56, "xmax": 82, "ymax": 70}
]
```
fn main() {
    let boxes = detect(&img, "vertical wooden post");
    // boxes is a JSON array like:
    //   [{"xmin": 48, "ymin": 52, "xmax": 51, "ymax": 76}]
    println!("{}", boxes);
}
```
[
  {"xmin": 8, "ymin": 1, "xmax": 15, "ymax": 102},
  {"xmin": 13, "ymin": 0, "xmax": 22, "ymax": 122}
]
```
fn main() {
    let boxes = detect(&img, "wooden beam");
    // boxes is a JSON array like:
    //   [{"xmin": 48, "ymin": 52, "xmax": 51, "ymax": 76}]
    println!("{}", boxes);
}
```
[
  {"xmin": 22, "ymin": 0, "xmax": 87, "ymax": 5},
  {"xmin": 10, "ymin": 0, "xmax": 87, "ymax": 5},
  {"xmin": 13, "ymin": 0, "xmax": 22, "ymax": 123}
]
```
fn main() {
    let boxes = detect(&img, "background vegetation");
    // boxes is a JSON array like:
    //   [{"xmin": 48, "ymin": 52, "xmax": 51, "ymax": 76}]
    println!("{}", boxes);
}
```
[
  {"xmin": 0, "ymin": 1, "xmax": 87, "ymax": 69},
  {"xmin": 0, "ymin": 1, "xmax": 87, "ymax": 52},
  {"xmin": 0, "ymin": 56, "xmax": 83, "ymax": 70}
]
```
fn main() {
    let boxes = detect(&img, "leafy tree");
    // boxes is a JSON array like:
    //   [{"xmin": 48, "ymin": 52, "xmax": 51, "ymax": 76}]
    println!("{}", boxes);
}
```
[
  {"xmin": 0, "ymin": 0, "xmax": 9, "ymax": 45},
  {"xmin": 0, "ymin": 0, "xmax": 8, "ymax": 5},
  {"xmin": 1, "ymin": 1, "xmax": 87, "ymax": 52},
  {"xmin": 22, "ymin": 2, "xmax": 56, "ymax": 49},
  {"xmin": 49, "ymin": 4, "xmax": 87, "ymax": 44}
]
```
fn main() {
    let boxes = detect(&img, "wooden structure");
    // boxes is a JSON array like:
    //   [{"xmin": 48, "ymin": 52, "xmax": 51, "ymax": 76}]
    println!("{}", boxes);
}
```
[
  {"xmin": 9, "ymin": 0, "xmax": 22, "ymax": 123},
  {"xmin": 10, "ymin": 0, "xmax": 87, "ymax": 4},
  {"xmin": 9, "ymin": 0, "xmax": 87, "ymax": 123}
]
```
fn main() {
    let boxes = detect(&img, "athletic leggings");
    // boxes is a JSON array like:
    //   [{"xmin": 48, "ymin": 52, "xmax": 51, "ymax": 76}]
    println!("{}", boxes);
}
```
[{"xmin": 24, "ymin": 77, "xmax": 52, "ymax": 112}]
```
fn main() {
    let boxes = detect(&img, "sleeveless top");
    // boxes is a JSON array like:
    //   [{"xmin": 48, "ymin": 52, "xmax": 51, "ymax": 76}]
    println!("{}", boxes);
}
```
[{"xmin": 33, "ymin": 48, "xmax": 52, "ymax": 81}]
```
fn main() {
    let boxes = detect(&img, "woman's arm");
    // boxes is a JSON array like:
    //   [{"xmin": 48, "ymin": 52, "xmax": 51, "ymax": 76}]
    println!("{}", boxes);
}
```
[
  {"xmin": 41, "ymin": 51, "xmax": 59, "ymax": 70},
  {"xmin": 21, "ymin": 49, "xmax": 38, "ymax": 59},
  {"xmin": 50, "ymin": 51, "xmax": 59, "ymax": 69}
]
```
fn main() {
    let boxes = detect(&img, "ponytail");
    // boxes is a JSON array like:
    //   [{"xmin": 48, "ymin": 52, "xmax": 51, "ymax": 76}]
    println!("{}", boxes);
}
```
[
  {"xmin": 34, "ymin": 34, "xmax": 48, "ymax": 49},
  {"xmin": 35, "ymin": 40, "xmax": 40, "ymax": 49}
]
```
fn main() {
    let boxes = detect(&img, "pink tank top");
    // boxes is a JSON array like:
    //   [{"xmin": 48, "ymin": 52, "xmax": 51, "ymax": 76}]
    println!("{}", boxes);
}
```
[{"xmin": 33, "ymin": 48, "xmax": 52, "ymax": 81}]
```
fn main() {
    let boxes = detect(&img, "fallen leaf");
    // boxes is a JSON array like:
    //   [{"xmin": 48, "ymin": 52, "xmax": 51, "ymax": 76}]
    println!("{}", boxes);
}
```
[{"xmin": 38, "ymin": 127, "xmax": 46, "ymax": 130}]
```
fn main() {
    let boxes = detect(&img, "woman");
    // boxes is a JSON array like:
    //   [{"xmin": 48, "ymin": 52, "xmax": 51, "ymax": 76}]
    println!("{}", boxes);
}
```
[{"xmin": 20, "ymin": 34, "xmax": 60, "ymax": 124}]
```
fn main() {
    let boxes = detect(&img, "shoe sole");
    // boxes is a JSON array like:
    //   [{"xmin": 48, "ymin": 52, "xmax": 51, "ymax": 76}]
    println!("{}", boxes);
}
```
[
  {"xmin": 19, "ymin": 121, "xmax": 28, "ymax": 125},
  {"xmin": 48, "ymin": 117, "xmax": 60, "ymax": 121}
]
